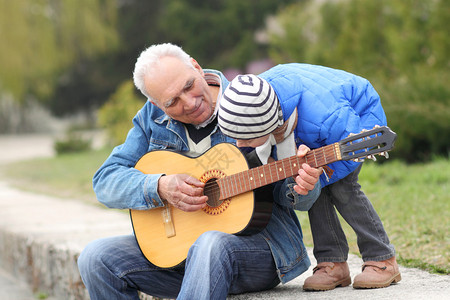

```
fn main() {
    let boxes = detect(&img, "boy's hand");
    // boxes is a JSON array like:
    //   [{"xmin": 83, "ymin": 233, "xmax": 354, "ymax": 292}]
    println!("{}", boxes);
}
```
[{"xmin": 294, "ymin": 145, "xmax": 323, "ymax": 195}]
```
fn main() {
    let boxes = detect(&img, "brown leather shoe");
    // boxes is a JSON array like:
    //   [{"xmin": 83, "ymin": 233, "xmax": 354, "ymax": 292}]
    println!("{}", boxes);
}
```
[
  {"xmin": 353, "ymin": 256, "xmax": 402, "ymax": 289},
  {"xmin": 303, "ymin": 262, "xmax": 352, "ymax": 291}
]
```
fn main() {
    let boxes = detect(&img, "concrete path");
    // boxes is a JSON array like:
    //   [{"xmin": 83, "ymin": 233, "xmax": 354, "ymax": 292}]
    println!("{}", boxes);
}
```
[
  {"xmin": 0, "ymin": 266, "xmax": 36, "ymax": 300},
  {"xmin": 0, "ymin": 131, "xmax": 105, "ymax": 165},
  {"xmin": 0, "ymin": 133, "xmax": 449, "ymax": 299}
]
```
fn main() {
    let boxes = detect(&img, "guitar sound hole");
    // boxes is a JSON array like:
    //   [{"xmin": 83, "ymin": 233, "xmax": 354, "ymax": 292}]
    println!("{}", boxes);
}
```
[{"xmin": 204, "ymin": 178, "xmax": 222, "ymax": 207}]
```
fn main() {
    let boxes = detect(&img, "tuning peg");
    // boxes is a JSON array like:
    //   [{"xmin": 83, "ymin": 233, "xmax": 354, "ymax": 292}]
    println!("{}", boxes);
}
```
[
  {"xmin": 380, "ymin": 152, "xmax": 390, "ymax": 159},
  {"xmin": 347, "ymin": 132, "xmax": 356, "ymax": 143},
  {"xmin": 367, "ymin": 155, "xmax": 377, "ymax": 161},
  {"xmin": 353, "ymin": 158, "xmax": 365, "ymax": 162}
]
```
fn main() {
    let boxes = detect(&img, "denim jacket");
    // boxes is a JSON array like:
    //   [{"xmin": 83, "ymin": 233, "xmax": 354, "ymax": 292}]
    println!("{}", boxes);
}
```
[{"xmin": 93, "ymin": 69, "xmax": 319, "ymax": 284}]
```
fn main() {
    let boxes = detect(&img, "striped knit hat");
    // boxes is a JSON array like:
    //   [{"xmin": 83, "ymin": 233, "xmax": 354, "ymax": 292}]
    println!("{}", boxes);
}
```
[{"xmin": 218, "ymin": 74, "xmax": 283, "ymax": 139}]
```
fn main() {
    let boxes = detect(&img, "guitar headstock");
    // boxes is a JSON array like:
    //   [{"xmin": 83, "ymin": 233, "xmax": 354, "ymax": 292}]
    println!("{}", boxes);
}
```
[{"xmin": 339, "ymin": 126, "xmax": 397, "ymax": 162}]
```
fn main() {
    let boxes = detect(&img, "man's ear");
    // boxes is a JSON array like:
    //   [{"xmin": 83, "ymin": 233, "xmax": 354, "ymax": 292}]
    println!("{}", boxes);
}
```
[{"xmin": 191, "ymin": 58, "xmax": 204, "ymax": 76}]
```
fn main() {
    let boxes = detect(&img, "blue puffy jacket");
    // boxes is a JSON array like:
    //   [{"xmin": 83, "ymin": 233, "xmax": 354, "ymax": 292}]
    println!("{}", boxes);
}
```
[{"xmin": 259, "ymin": 63, "xmax": 387, "ymax": 187}]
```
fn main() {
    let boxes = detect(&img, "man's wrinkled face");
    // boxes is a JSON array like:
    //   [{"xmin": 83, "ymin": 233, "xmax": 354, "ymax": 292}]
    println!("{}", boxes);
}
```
[{"xmin": 144, "ymin": 57, "xmax": 216, "ymax": 125}]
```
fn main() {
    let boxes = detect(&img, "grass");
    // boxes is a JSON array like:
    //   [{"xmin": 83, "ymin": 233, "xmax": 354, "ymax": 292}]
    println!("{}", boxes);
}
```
[
  {"xmin": 1, "ymin": 148, "xmax": 449, "ymax": 274},
  {"xmin": 0, "ymin": 147, "xmax": 113, "ymax": 207},
  {"xmin": 296, "ymin": 158, "xmax": 450, "ymax": 274}
]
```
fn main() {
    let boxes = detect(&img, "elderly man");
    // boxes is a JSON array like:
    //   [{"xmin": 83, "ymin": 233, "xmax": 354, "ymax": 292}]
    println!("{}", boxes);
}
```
[{"xmin": 77, "ymin": 43, "xmax": 321, "ymax": 300}]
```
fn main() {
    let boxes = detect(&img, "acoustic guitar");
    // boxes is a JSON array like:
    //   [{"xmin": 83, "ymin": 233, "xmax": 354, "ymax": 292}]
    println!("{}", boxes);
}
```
[{"xmin": 130, "ymin": 125, "xmax": 397, "ymax": 268}]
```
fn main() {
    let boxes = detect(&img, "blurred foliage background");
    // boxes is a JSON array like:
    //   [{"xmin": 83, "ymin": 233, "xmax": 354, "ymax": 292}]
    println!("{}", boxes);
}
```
[{"xmin": 0, "ymin": 0, "xmax": 448, "ymax": 162}]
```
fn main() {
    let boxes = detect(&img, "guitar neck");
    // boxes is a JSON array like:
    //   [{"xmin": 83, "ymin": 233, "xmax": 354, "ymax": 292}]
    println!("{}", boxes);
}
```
[{"xmin": 218, "ymin": 143, "xmax": 342, "ymax": 200}]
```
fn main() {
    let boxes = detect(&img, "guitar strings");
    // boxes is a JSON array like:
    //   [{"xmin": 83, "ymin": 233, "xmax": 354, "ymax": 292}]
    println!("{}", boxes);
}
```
[
  {"xmin": 203, "ymin": 133, "xmax": 384, "ymax": 197},
  {"xmin": 203, "ymin": 145, "xmax": 338, "ymax": 193},
  {"xmin": 202, "ymin": 144, "xmax": 339, "ymax": 198}
]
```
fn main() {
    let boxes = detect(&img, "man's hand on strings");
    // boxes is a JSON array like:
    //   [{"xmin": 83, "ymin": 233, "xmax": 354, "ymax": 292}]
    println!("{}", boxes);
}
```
[{"xmin": 158, "ymin": 174, "xmax": 208, "ymax": 212}]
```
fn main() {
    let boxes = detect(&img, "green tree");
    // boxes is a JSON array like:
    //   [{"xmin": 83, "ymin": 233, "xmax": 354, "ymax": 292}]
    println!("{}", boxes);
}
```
[
  {"xmin": 50, "ymin": 0, "xmax": 165, "ymax": 116},
  {"xmin": 97, "ymin": 80, "xmax": 145, "ymax": 145},
  {"xmin": 160, "ymin": 0, "xmax": 297, "ymax": 69},
  {"xmin": 54, "ymin": 0, "xmax": 300, "ymax": 118},
  {"xmin": 1, "ymin": 0, "xmax": 296, "ymax": 121},
  {"xmin": 266, "ymin": 0, "xmax": 449, "ymax": 162},
  {"xmin": 51, "ymin": 0, "xmax": 296, "ymax": 116},
  {"xmin": 0, "ymin": 0, "xmax": 118, "ymax": 103}
]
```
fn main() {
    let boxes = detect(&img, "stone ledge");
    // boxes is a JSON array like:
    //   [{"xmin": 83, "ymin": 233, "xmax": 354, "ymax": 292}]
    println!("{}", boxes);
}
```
[
  {"xmin": 0, "ymin": 182, "xmax": 131, "ymax": 299},
  {"xmin": 1, "ymin": 182, "xmax": 449, "ymax": 300},
  {"xmin": 0, "ymin": 230, "xmax": 86, "ymax": 299}
]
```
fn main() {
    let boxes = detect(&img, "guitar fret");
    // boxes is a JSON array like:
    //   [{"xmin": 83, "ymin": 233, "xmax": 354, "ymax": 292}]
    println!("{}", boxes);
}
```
[
  {"xmin": 251, "ymin": 169, "xmax": 255, "ymax": 191},
  {"xmin": 236, "ymin": 173, "xmax": 242, "ymax": 194},
  {"xmin": 234, "ymin": 173, "xmax": 239, "ymax": 196},
  {"xmin": 276, "ymin": 160, "xmax": 281, "ymax": 179},
  {"xmin": 240, "ymin": 170, "xmax": 246, "ymax": 194},
  {"xmin": 287, "ymin": 158, "xmax": 293, "ymax": 178},
  {"xmin": 219, "ymin": 178, "xmax": 226, "ymax": 199},
  {"xmin": 279, "ymin": 160, "xmax": 284, "ymax": 180},
  {"xmin": 284, "ymin": 159, "xmax": 290, "ymax": 179},
  {"xmin": 233, "ymin": 173, "xmax": 238, "ymax": 196},
  {"xmin": 332, "ymin": 144, "xmax": 337, "ymax": 161},
  {"xmin": 269, "ymin": 162, "xmax": 274, "ymax": 183},
  {"xmin": 224, "ymin": 177, "xmax": 230, "ymax": 199},
  {"xmin": 228, "ymin": 176, "xmax": 233, "ymax": 198},
  {"xmin": 243, "ymin": 169, "xmax": 249, "ymax": 193},
  {"xmin": 274, "ymin": 163, "xmax": 278, "ymax": 182},
  {"xmin": 222, "ymin": 176, "xmax": 228, "ymax": 199},
  {"xmin": 231, "ymin": 175, "xmax": 236, "ymax": 196},
  {"xmin": 257, "ymin": 166, "xmax": 262, "ymax": 188},
  {"xmin": 329, "ymin": 145, "xmax": 336, "ymax": 163},
  {"xmin": 264, "ymin": 164, "xmax": 269, "ymax": 185},
  {"xmin": 240, "ymin": 172, "xmax": 245, "ymax": 191},
  {"xmin": 258, "ymin": 165, "xmax": 264, "ymax": 187},
  {"xmin": 313, "ymin": 152, "xmax": 318, "ymax": 167}
]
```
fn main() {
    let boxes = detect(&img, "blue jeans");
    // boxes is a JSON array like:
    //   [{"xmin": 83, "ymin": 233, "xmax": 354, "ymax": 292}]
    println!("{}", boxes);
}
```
[
  {"xmin": 78, "ymin": 232, "xmax": 280, "ymax": 300},
  {"xmin": 308, "ymin": 164, "xmax": 395, "ymax": 263}
]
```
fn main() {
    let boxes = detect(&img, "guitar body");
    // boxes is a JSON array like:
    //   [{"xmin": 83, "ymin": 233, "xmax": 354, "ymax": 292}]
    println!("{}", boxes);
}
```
[{"xmin": 130, "ymin": 143, "xmax": 273, "ymax": 268}]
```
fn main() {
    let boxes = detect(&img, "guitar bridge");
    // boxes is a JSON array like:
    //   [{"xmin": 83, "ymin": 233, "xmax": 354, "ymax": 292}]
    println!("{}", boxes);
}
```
[{"xmin": 162, "ymin": 201, "xmax": 175, "ymax": 238}]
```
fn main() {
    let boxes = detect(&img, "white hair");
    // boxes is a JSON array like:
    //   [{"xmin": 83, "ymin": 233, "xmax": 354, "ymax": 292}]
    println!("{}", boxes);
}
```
[{"xmin": 133, "ymin": 43, "xmax": 193, "ymax": 100}]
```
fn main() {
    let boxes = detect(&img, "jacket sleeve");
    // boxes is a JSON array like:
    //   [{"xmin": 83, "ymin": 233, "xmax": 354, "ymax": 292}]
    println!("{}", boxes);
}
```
[
  {"xmin": 93, "ymin": 110, "xmax": 165, "ymax": 210},
  {"xmin": 273, "ymin": 177, "xmax": 321, "ymax": 210}
]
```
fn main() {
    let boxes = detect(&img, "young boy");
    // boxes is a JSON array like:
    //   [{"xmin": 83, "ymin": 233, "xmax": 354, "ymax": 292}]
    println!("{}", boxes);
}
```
[{"xmin": 217, "ymin": 65, "xmax": 401, "ymax": 291}]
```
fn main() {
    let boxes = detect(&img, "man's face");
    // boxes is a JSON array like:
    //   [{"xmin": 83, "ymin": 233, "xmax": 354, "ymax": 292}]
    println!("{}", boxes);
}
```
[{"xmin": 144, "ymin": 56, "xmax": 216, "ymax": 125}]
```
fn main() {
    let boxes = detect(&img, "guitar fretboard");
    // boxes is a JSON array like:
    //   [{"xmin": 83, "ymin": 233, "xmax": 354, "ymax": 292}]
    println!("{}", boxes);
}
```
[{"xmin": 218, "ymin": 143, "xmax": 341, "ymax": 200}]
